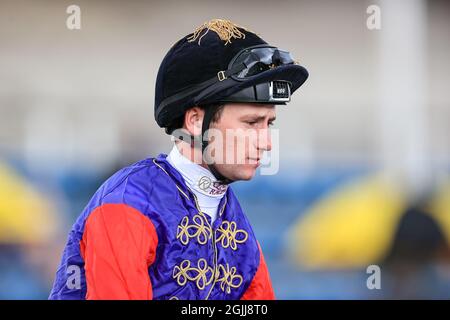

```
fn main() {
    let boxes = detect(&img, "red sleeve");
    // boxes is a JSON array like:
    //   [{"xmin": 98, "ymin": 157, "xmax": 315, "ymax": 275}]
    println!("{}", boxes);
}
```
[
  {"xmin": 79, "ymin": 203, "xmax": 158, "ymax": 300},
  {"xmin": 241, "ymin": 242, "xmax": 275, "ymax": 300}
]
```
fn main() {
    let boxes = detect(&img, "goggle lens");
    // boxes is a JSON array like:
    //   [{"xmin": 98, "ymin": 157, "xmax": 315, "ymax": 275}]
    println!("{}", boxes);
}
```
[{"xmin": 231, "ymin": 46, "xmax": 296, "ymax": 79}]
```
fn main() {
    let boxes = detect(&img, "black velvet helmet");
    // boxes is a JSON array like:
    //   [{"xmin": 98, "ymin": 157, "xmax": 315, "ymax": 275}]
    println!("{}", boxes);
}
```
[{"xmin": 154, "ymin": 19, "xmax": 309, "ymax": 134}]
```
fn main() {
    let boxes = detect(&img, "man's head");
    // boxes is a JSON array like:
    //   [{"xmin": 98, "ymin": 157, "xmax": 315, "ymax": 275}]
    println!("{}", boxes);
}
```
[
  {"xmin": 180, "ymin": 103, "xmax": 275, "ymax": 181},
  {"xmin": 154, "ymin": 19, "xmax": 308, "ymax": 183}
]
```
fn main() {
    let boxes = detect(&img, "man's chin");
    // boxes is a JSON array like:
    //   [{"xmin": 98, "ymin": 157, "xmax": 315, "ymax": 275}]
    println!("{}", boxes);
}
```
[
  {"xmin": 215, "ymin": 164, "xmax": 257, "ymax": 182},
  {"xmin": 231, "ymin": 167, "xmax": 257, "ymax": 181}
]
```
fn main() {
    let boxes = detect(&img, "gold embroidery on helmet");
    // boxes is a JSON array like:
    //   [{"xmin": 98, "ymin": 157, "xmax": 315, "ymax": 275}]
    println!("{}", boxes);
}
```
[{"xmin": 187, "ymin": 18, "xmax": 254, "ymax": 46}]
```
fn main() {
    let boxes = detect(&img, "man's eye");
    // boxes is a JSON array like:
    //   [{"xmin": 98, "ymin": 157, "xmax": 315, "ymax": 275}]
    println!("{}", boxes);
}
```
[
  {"xmin": 246, "ymin": 121, "xmax": 257, "ymax": 125},
  {"xmin": 268, "ymin": 122, "xmax": 274, "ymax": 127}
]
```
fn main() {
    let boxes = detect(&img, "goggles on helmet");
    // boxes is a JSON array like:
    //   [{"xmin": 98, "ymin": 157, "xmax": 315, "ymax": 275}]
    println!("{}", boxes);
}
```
[{"xmin": 218, "ymin": 44, "xmax": 297, "ymax": 81}]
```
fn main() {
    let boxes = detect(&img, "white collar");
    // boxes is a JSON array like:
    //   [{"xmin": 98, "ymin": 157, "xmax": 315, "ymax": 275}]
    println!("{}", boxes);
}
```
[{"xmin": 166, "ymin": 144, "xmax": 228, "ymax": 198}]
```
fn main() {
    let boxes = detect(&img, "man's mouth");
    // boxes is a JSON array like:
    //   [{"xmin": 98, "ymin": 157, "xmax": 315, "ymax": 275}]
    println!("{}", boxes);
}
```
[{"xmin": 247, "ymin": 158, "xmax": 261, "ymax": 166}]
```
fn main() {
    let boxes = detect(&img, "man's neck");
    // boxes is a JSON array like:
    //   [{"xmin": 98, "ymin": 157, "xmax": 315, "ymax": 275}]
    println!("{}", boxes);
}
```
[
  {"xmin": 166, "ymin": 143, "xmax": 228, "ymax": 223},
  {"xmin": 175, "ymin": 141, "xmax": 209, "ymax": 170}
]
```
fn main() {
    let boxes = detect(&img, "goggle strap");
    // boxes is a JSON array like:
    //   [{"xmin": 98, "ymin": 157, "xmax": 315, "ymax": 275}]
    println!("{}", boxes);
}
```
[
  {"xmin": 157, "ymin": 76, "xmax": 220, "ymax": 112},
  {"xmin": 171, "ymin": 129, "xmax": 202, "ymax": 148},
  {"xmin": 223, "ymin": 62, "xmax": 247, "ymax": 80}
]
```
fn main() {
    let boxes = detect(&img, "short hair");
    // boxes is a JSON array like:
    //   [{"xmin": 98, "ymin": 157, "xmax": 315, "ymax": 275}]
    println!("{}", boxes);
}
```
[{"xmin": 166, "ymin": 103, "xmax": 225, "ymax": 134}]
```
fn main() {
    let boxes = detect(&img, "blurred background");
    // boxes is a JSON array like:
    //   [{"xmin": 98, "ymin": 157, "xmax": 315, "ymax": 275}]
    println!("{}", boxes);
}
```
[{"xmin": 0, "ymin": 0, "xmax": 449, "ymax": 299}]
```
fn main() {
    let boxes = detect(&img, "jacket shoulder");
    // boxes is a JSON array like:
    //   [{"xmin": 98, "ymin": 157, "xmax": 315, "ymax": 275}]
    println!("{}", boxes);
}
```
[{"xmin": 74, "ymin": 158, "xmax": 161, "ymax": 228}]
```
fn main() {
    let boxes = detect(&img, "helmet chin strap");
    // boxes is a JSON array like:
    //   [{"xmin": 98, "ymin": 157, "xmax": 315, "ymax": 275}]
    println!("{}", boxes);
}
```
[{"xmin": 201, "ymin": 105, "xmax": 235, "ymax": 185}]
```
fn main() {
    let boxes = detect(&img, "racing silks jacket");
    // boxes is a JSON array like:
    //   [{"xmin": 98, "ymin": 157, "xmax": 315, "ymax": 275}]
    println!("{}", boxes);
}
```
[{"xmin": 49, "ymin": 153, "xmax": 275, "ymax": 300}]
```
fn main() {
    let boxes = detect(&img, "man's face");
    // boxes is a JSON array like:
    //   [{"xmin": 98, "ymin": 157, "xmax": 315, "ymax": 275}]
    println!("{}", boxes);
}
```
[{"xmin": 206, "ymin": 103, "xmax": 275, "ymax": 181}]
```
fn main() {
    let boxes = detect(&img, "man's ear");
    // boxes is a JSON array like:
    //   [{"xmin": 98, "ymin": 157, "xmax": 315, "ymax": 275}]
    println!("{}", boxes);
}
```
[{"xmin": 184, "ymin": 106, "xmax": 204, "ymax": 137}]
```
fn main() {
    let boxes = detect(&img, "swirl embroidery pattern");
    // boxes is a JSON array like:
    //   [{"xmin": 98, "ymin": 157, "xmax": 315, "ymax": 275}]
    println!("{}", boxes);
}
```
[
  {"xmin": 177, "ymin": 215, "xmax": 248, "ymax": 250},
  {"xmin": 172, "ymin": 258, "xmax": 214, "ymax": 290},
  {"xmin": 173, "ymin": 259, "xmax": 243, "ymax": 293},
  {"xmin": 177, "ymin": 215, "xmax": 212, "ymax": 245},
  {"xmin": 216, "ymin": 264, "xmax": 243, "ymax": 294},
  {"xmin": 215, "ymin": 221, "xmax": 248, "ymax": 250}
]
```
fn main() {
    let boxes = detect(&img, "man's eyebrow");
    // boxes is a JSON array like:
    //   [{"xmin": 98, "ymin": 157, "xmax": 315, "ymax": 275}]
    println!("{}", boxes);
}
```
[{"xmin": 240, "ymin": 115, "xmax": 276, "ymax": 122}]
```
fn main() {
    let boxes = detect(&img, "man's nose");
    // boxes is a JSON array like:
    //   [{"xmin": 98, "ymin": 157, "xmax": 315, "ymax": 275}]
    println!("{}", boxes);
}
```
[{"xmin": 257, "ymin": 128, "xmax": 272, "ymax": 152}]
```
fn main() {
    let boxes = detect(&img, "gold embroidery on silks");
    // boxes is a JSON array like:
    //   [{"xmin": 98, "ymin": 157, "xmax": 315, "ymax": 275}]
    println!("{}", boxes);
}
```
[
  {"xmin": 215, "ymin": 221, "xmax": 249, "ymax": 250},
  {"xmin": 216, "ymin": 264, "xmax": 244, "ymax": 294},
  {"xmin": 177, "ymin": 216, "xmax": 248, "ymax": 250},
  {"xmin": 172, "ymin": 259, "xmax": 244, "ymax": 293},
  {"xmin": 172, "ymin": 258, "xmax": 214, "ymax": 290},
  {"xmin": 177, "ymin": 215, "xmax": 212, "ymax": 245}
]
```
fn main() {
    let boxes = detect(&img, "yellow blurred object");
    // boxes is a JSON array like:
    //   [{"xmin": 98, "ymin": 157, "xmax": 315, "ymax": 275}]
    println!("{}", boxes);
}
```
[
  {"xmin": 429, "ymin": 178, "xmax": 450, "ymax": 245},
  {"xmin": 288, "ymin": 174, "xmax": 406, "ymax": 269},
  {"xmin": 0, "ymin": 162, "xmax": 57, "ymax": 244}
]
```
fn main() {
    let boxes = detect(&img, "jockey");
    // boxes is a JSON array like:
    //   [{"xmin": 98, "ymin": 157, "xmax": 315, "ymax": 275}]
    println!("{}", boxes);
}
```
[{"xmin": 49, "ymin": 18, "xmax": 308, "ymax": 300}]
